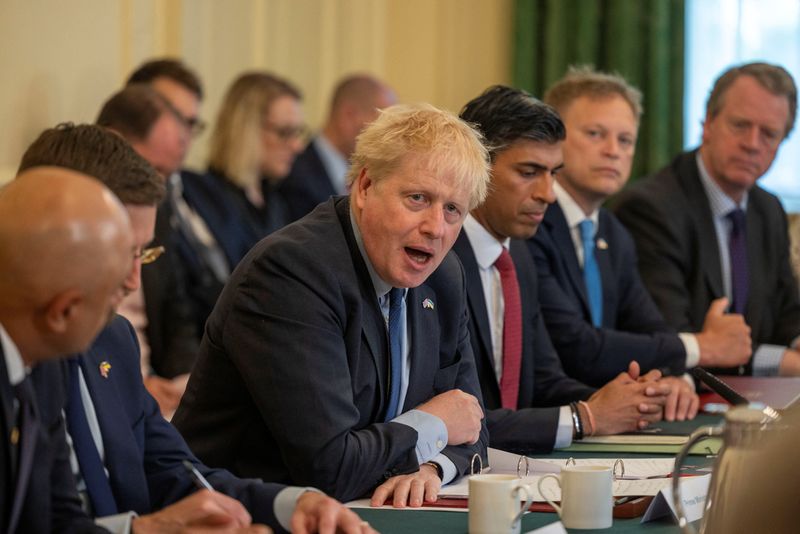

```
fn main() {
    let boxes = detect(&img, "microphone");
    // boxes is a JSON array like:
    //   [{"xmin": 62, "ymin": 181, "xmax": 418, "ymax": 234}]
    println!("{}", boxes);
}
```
[{"xmin": 691, "ymin": 367, "xmax": 749, "ymax": 405}]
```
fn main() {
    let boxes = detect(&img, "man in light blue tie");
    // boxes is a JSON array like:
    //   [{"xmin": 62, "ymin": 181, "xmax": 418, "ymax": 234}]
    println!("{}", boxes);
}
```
[
  {"xmin": 529, "ymin": 68, "xmax": 751, "ymax": 419},
  {"xmin": 613, "ymin": 62, "xmax": 800, "ymax": 376}
]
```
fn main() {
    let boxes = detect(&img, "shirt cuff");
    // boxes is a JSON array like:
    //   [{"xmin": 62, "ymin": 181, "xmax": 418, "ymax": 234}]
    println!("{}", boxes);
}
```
[
  {"xmin": 791, "ymin": 335, "xmax": 800, "ymax": 350},
  {"xmin": 679, "ymin": 333, "xmax": 701, "ymax": 368},
  {"xmin": 752, "ymin": 344, "xmax": 786, "ymax": 376},
  {"xmin": 431, "ymin": 453, "xmax": 458, "ymax": 484},
  {"xmin": 274, "ymin": 486, "xmax": 321, "ymax": 532},
  {"xmin": 553, "ymin": 405, "xmax": 574, "ymax": 449},
  {"xmin": 392, "ymin": 409, "xmax": 448, "ymax": 463},
  {"xmin": 96, "ymin": 511, "xmax": 137, "ymax": 534}
]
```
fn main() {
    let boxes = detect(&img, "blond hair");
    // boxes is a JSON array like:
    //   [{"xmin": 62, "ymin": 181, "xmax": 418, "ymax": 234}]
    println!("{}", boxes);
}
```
[
  {"xmin": 544, "ymin": 65, "xmax": 643, "ymax": 122},
  {"xmin": 207, "ymin": 71, "xmax": 301, "ymax": 188},
  {"xmin": 347, "ymin": 103, "xmax": 490, "ymax": 209}
]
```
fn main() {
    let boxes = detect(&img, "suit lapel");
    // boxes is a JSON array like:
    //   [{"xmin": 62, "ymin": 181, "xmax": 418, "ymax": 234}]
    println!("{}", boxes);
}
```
[
  {"xmin": 546, "ymin": 203, "xmax": 592, "ymax": 318},
  {"xmin": 595, "ymin": 212, "xmax": 615, "ymax": 327},
  {"xmin": 453, "ymin": 232, "xmax": 493, "ymax": 363},
  {"xmin": 682, "ymin": 154, "xmax": 724, "ymax": 297},
  {"xmin": 79, "ymin": 347, "xmax": 148, "ymax": 511},
  {"xmin": 334, "ymin": 199, "xmax": 389, "ymax": 405},
  {"xmin": 402, "ymin": 286, "xmax": 440, "ymax": 411}
]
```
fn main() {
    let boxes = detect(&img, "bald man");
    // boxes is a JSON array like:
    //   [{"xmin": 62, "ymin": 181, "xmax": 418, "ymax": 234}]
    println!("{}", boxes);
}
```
[
  {"xmin": 280, "ymin": 74, "xmax": 397, "ymax": 221},
  {"xmin": 1, "ymin": 167, "xmax": 132, "ymax": 534}
]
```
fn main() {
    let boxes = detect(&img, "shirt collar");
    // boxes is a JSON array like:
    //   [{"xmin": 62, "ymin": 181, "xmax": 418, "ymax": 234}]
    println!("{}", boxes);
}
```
[
  {"xmin": 0, "ymin": 322, "xmax": 27, "ymax": 386},
  {"xmin": 315, "ymin": 135, "xmax": 350, "ymax": 194},
  {"xmin": 462, "ymin": 214, "xmax": 511, "ymax": 270},
  {"xmin": 554, "ymin": 181, "xmax": 600, "ymax": 229},
  {"xmin": 696, "ymin": 151, "xmax": 748, "ymax": 217},
  {"xmin": 349, "ymin": 207, "xmax": 394, "ymax": 299}
]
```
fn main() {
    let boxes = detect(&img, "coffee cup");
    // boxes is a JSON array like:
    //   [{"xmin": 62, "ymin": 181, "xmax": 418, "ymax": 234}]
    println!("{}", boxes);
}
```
[
  {"xmin": 537, "ymin": 465, "xmax": 613, "ymax": 529},
  {"xmin": 469, "ymin": 474, "xmax": 533, "ymax": 534}
]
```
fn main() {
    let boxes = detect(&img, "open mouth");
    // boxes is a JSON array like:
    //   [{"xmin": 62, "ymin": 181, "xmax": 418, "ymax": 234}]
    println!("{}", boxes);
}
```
[{"xmin": 405, "ymin": 246, "xmax": 433, "ymax": 265}]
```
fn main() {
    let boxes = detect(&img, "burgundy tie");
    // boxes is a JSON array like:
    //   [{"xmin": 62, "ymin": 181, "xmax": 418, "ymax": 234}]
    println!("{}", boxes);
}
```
[{"xmin": 495, "ymin": 248, "xmax": 522, "ymax": 409}]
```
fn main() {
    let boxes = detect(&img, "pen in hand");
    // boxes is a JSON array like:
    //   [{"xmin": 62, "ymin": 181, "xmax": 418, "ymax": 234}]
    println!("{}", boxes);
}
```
[{"xmin": 182, "ymin": 460, "xmax": 214, "ymax": 491}]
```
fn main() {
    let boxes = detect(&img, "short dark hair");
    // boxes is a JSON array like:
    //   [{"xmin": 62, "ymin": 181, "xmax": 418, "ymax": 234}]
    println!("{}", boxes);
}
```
[
  {"xmin": 127, "ymin": 58, "xmax": 203, "ymax": 100},
  {"xmin": 459, "ymin": 85, "xmax": 566, "ymax": 159},
  {"xmin": 706, "ymin": 62, "xmax": 797, "ymax": 138},
  {"xmin": 17, "ymin": 123, "xmax": 165, "ymax": 206},
  {"xmin": 96, "ymin": 84, "xmax": 174, "ymax": 143}
]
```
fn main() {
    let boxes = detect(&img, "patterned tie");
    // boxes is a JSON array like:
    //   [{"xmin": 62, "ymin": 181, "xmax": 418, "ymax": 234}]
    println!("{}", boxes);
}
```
[
  {"xmin": 579, "ymin": 219, "xmax": 603, "ymax": 327},
  {"xmin": 64, "ymin": 358, "xmax": 118, "ymax": 516},
  {"xmin": 495, "ymin": 248, "xmax": 522, "ymax": 409},
  {"xmin": 384, "ymin": 287, "xmax": 405, "ymax": 421},
  {"xmin": 8, "ymin": 377, "xmax": 37, "ymax": 534},
  {"xmin": 727, "ymin": 208, "xmax": 749, "ymax": 315}
]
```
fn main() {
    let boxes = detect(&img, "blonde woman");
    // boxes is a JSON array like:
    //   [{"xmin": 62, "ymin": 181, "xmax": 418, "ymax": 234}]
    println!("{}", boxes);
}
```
[{"xmin": 184, "ymin": 71, "xmax": 305, "ymax": 270}]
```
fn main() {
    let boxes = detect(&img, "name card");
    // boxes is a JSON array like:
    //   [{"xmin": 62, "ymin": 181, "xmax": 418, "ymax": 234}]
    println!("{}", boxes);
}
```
[{"xmin": 642, "ymin": 474, "xmax": 711, "ymax": 524}]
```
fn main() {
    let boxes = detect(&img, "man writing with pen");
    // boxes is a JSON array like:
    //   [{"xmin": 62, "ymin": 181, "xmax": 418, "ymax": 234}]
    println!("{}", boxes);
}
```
[{"xmin": 23, "ymin": 123, "xmax": 373, "ymax": 534}]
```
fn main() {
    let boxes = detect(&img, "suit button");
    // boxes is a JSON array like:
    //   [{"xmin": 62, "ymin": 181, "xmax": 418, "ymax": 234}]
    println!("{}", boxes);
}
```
[{"xmin": 436, "ymin": 439, "xmax": 444, "ymax": 449}]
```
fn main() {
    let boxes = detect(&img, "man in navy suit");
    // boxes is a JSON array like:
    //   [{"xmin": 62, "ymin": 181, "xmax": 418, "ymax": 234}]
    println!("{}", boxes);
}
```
[
  {"xmin": 1, "ymin": 168, "xmax": 133, "ymax": 533},
  {"xmin": 21, "ymin": 124, "xmax": 372, "ymax": 534},
  {"xmin": 280, "ymin": 74, "xmax": 396, "ymax": 221},
  {"xmin": 613, "ymin": 62, "xmax": 800, "ymax": 376},
  {"xmin": 174, "ymin": 104, "xmax": 490, "ymax": 506},
  {"xmin": 528, "ymin": 69, "xmax": 750, "ymax": 414},
  {"xmin": 453, "ymin": 85, "xmax": 676, "ymax": 454}
]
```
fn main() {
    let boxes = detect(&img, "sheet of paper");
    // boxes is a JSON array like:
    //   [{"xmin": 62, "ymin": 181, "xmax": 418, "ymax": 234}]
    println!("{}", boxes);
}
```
[{"xmin": 641, "ymin": 475, "xmax": 711, "ymax": 523}]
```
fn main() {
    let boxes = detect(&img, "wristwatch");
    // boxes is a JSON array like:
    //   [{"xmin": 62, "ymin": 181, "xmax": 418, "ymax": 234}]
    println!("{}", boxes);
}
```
[{"xmin": 423, "ymin": 461, "xmax": 444, "ymax": 480}]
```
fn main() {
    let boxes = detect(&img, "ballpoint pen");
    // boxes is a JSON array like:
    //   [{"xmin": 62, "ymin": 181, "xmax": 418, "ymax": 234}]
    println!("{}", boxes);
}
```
[{"xmin": 182, "ymin": 460, "xmax": 214, "ymax": 491}]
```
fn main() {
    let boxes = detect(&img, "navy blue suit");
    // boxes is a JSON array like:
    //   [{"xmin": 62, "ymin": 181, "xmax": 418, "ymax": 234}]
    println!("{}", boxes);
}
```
[
  {"xmin": 279, "ymin": 139, "xmax": 339, "ymax": 222},
  {"xmin": 3, "ymin": 351, "xmax": 105, "ymax": 533},
  {"xmin": 174, "ymin": 197, "xmax": 489, "ymax": 502},
  {"xmin": 452, "ymin": 232, "xmax": 594, "ymax": 454},
  {"xmin": 182, "ymin": 169, "xmax": 289, "ymax": 274},
  {"xmin": 65, "ymin": 315, "xmax": 285, "ymax": 529},
  {"xmin": 527, "ymin": 202, "xmax": 686, "ymax": 387}
]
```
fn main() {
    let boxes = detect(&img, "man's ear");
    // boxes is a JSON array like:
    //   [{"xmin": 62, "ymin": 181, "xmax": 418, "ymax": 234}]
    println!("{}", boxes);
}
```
[
  {"xmin": 353, "ymin": 167, "xmax": 373, "ymax": 210},
  {"xmin": 42, "ymin": 289, "xmax": 83, "ymax": 335}
]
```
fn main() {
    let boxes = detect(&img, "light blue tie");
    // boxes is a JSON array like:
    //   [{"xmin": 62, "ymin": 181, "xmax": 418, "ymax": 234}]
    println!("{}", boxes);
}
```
[
  {"xmin": 384, "ymin": 287, "xmax": 404, "ymax": 421},
  {"xmin": 579, "ymin": 219, "xmax": 603, "ymax": 327}
]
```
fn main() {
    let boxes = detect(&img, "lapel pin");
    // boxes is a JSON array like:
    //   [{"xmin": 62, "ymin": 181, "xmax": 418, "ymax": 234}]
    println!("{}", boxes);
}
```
[
  {"xmin": 10, "ymin": 426, "xmax": 19, "ymax": 445},
  {"xmin": 422, "ymin": 298, "xmax": 435, "ymax": 310},
  {"xmin": 597, "ymin": 238, "xmax": 609, "ymax": 250},
  {"xmin": 99, "ymin": 361, "xmax": 111, "ymax": 379}
]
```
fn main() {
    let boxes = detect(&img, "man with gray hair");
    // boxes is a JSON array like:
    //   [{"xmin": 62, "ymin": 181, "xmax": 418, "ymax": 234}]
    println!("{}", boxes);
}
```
[
  {"xmin": 175, "ymin": 103, "xmax": 490, "ymax": 507},
  {"xmin": 613, "ymin": 62, "xmax": 800, "ymax": 376}
]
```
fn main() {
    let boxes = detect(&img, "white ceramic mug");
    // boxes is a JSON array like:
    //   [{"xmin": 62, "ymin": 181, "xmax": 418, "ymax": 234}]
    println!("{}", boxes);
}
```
[
  {"xmin": 537, "ymin": 465, "xmax": 613, "ymax": 530},
  {"xmin": 469, "ymin": 474, "xmax": 533, "ymax": 534}
]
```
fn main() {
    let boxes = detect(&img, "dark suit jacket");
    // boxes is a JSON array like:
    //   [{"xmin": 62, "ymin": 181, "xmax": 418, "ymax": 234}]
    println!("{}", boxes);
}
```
[
  {"xmin": 183, "ymin": 169, "xmax": 289, "ymax": 273},
  {"xmin": 173, "ymin": 197, "xmax": 489, "ymax": 502},
  {"xmin": 141, "ymin": 196, "xmax": 201, "ymax": 378},
  {"xmin": 452, "ymin": 232, "xmax": 594, "ymax": 455},
  {"xmin": 527, "ymin": 202, "xmax": 686, "ymax": 386},
  {"xmin": 61, "ymin": 315, "xmax": 285, "ymax": 529},
  {"xmin": 612, "ymin": 149, "xmax": 800, "ymax": 374},
  {"xmin": 3, "ymin": 350, "xmax": 105, "ymax": 533},
  {"xmin": 279, "ymin": 139, "xmax": 339, "ymax": 222}
]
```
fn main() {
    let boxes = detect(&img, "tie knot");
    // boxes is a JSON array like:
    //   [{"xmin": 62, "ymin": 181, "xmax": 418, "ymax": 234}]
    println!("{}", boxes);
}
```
[
  {"xmin": 727, "ymin": 208, "xmax": 746, "ymax": 234},
  {"xmin": 494, "ymin": 247, "xmax": 514, "ymax": 273},
  {"xmin": 578, "ymin": 219, "xmax": 595, "ymax": 243}
]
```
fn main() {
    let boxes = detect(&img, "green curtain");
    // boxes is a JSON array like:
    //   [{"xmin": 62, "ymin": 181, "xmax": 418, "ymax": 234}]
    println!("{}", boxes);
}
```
[{"xmin": 513, "ymin": 0, "xmax": 684, "ymax": 180}]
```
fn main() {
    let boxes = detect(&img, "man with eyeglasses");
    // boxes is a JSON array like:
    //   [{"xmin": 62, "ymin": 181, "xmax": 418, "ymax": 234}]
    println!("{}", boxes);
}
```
[
  {"xmin": 94, "ymin": 83, "xmax": 205, "ymax": 417},
  {"xmin": 21, "ymin": 123, "xmax": 374, "ymax": 534},
  {"xmin": 613, "ymin": 62, "xmax": 800, "ymax": 377},
  {"xmin": 126, "ymin": 59, "xmax": 229, "ymax": 340}
]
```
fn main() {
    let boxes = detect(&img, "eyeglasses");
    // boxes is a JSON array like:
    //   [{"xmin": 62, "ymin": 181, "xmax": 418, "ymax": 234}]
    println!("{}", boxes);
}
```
[
  {"xmin": 262, "ymin": 122, "xmax": 308, "ymax": 143},
  {"xmin": 135, "ymin": 246, "xmax": 165, "ymax": 265},
  {"xmin": 165, "ymin": 104, "xmax": 206, "ymax": 138}
]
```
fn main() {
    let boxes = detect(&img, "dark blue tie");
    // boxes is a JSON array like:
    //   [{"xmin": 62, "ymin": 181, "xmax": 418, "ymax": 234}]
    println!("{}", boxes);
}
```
[
  {"xmin": 384, "ymin": 288, "xmax": 404, "ymax": 421},
  {"xmin": 8, "ymin": 377, "xmax": 37, "ymax": 534},
  {"xmin": 727, "ymin": 209, "xmax": 749, "ymax": 315},
  {"xmin": 64, "ymin": 358, "xmax": 117, "ymax": 516},
  {"xmin": 579, "ymin": 219, "xmax": 603, "ymax": 327}
]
